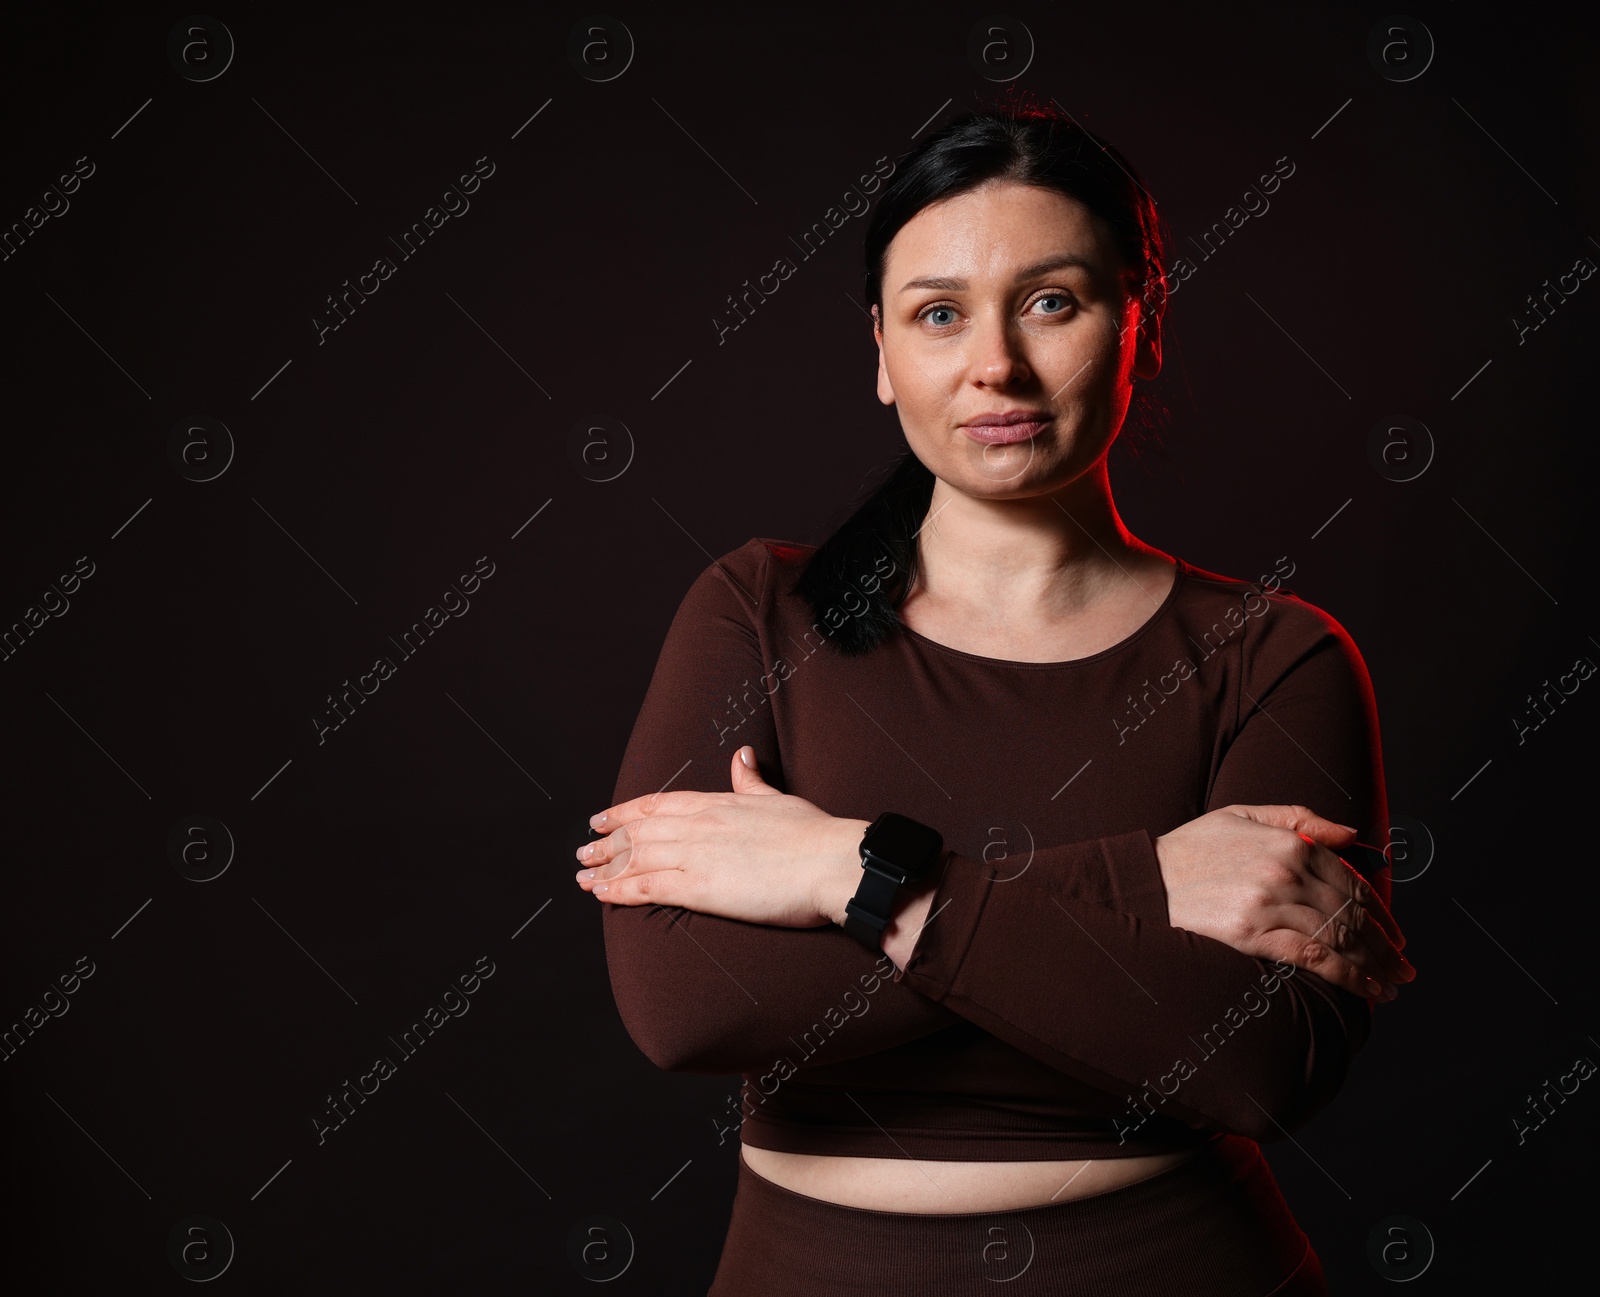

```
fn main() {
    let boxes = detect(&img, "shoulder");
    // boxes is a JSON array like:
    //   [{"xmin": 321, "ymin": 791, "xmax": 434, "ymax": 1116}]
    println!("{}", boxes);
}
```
[
  {"xmin": 1177, "ymin": 556, "xmax": 1363, "ymax": 658},
  {"xmin": 1174, "ymin": 557, "xmax": 1370, "ymax": 677},
  {"xmin": 688, "ymin": 536, "xmax": 815, "ymax": 617}
]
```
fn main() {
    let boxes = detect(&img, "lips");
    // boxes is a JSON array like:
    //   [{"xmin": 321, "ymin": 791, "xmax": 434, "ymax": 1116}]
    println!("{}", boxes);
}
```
[{"xmin": 962, "ymin": 410, "xmax": 1054, "ymax": 445}]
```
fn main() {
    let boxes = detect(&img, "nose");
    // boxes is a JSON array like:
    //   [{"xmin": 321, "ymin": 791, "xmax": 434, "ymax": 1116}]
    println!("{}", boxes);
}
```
[{"xmin": 968, "ymin": 310, "xmax": 1032, "ymax": 387}]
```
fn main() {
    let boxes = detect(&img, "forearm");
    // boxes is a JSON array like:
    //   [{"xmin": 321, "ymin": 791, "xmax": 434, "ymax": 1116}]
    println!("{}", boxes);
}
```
[{"xmin": 816, "ymin": 817, "xmax": 940, "ymax": 968}]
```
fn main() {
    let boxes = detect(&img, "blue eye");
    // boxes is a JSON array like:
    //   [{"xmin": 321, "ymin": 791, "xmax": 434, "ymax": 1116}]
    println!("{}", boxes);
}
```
[{"xmin": 914, "ymin": 292, "xmax": 1075, "ymax": 329}]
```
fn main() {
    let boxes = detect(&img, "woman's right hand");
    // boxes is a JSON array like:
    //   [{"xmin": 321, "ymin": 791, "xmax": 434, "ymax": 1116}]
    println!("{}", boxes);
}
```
[{"xmin": 1153, "ymin": 804, "xmax": 1416, "ymax": 1001}]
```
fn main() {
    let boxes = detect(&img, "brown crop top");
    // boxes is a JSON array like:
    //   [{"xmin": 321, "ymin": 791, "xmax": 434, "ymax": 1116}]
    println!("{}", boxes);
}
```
[{"xmin": 600, "ymin": 537, "xmax": 1390, "ymax": 1161}]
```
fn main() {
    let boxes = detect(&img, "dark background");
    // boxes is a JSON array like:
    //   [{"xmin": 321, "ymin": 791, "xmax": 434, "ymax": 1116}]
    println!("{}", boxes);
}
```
[{"xmin": 2, "ymin": 2, "xmax": 1596, "ymax": 1292}]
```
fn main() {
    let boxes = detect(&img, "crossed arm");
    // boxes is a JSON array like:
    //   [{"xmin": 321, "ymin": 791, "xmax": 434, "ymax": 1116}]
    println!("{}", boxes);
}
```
[{"xmin": 589, "ymin": 552, "xmax": 1403, "ymax": 1142}]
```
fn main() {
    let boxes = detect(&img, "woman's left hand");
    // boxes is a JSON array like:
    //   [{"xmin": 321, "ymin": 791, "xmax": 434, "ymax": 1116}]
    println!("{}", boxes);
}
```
[{"xmin": 575, "ymin": 746, "xmax": 870, "ymax": 928}]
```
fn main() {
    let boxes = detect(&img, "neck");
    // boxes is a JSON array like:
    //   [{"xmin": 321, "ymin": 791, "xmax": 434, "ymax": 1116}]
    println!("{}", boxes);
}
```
[{"xmin": 910, "ymin": 461, "xmax": 1166, "ymax": 614}]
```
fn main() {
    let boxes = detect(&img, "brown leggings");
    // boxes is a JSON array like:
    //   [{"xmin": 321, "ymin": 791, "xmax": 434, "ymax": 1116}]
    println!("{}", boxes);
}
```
[{"xmin": 708, "ymin": 1134, "xmax": 1328, "ymax": 1296}]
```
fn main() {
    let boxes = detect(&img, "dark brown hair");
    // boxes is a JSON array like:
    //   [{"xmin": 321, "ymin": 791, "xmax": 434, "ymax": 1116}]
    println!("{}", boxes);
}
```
[{"xmin": 796, "ymin": 92, "xmax": 1171, "ymax": 654}]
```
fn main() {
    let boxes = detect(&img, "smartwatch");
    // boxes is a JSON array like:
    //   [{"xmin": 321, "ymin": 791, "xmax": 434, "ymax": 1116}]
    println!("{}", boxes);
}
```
[{"xmin": 842, "ymin": 812, "xmax": 945, "ymax": 950}]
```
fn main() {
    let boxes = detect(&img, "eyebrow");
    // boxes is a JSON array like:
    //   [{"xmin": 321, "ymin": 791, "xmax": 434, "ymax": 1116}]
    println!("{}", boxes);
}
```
[{"xmin": 898, "ymin": 253, "xmax": 1097, "ymax": 293}]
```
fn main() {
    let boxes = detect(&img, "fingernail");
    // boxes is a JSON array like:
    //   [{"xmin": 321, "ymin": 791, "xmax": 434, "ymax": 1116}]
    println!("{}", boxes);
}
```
[
  {"xmin": 739, "ymin": 746, "xmax": 755, "ymax": 768},
  {"xmin": 1364, "ymin": 977, "xmax": 1383, "ymax": 998},
  {"xmin": 1337, "ymin": 823, "xmax": 1357, "ymax": 832},
  {"xmin": 579, "ymin": 869, "xmax": 595, "ymax": 881},
  {"xmin": 593, "ymin": 883, "xmax": 608, "ymax": 896},
  {"xmin": 1382, "ymin": 984, "xmax": 1399, "ymax": 1002},
  {"xmin": 589, "ymin": 812, "xmax": 607, "ymax": 828}
]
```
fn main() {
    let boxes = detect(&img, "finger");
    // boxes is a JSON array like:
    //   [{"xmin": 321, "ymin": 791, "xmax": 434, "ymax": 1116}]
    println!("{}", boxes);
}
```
[
  {"xmin": 575, "ymin": 826, "xmax": 654, "ymax": 882},
  {"xmin": 1297, "ymin": 874, "xmax": 1413, "ymax": 987},
  {"xmin": 1267, "ymin": 895, "xmax": 1403, "ymax": 995},
  {"xmin": 577, "ymin": 820, "xmax": 636, "ymax": 868},
  {"xmin": 589, "ymin": 788, "xmax": 722, "ymax": 832},
  {"xmin": 1300, "ymin": 842, "xmax": 1410, "ymax": 963},
  {"xmin": 576, "ymin": 827, "xmax": 617, "ymax": 867},
  {"xmin": 1287, "ymin": 830, "xmax": 1406, "ymax": 962},
  {"xmin": 1227, "ymin": 803, "xmax": 1359, "ymax": 844},
  {"xmin": 1251, "ymin": 926, "xmax": 1386, "ymax": 1000},
  {"xmin": 577, "ymin": 844, "xmax": 633, "ymax": 890},
  {"xmin": 729, "ymin": 747, "xmax": 764, "ymax": 794},
  {"xmin": 729, "ymin": 746, "xmax": 781, "ymax": 795},
  {"xmin": 589, "ymin": 863, "xmax": 688, "ymax": 907}
]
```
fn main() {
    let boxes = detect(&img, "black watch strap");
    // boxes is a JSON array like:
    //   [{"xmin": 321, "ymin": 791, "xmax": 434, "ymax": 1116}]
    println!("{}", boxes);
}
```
[{"xmin": 842, "ymin": 812, "xmax": 944, "ymax": 950}]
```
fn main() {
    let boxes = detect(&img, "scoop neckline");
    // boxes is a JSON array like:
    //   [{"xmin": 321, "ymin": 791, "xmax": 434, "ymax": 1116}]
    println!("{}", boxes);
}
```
[{"xmin": 895, "ymin": 557, "xmax": 1191, "ymax": 670}]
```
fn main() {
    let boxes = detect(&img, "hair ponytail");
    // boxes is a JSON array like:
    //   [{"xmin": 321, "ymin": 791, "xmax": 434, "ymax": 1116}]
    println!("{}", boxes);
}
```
[{"xmin": 792, "ymin": 447, "xmax": 934, "ymax": 657}]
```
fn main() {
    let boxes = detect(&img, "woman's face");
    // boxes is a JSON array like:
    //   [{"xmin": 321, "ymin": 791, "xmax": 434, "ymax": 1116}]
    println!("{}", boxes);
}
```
[{"xmin": 872, "ymin": 179, "xmax": 1160, "ymax": 494}]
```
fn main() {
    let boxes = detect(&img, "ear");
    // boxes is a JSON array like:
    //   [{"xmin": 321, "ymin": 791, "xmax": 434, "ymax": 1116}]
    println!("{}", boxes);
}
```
[
  {"xmin": 1131, "ymin": 289, "xmax": 1163, "ymax": 381},
  {"xmin": 873, "ymin": 305, "xmax": 896, "ymax": 406}
]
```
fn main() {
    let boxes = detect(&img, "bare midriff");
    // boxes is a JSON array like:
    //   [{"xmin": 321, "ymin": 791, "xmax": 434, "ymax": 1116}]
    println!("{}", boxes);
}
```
[{"xmin": 739, "ymin": 1144, "xmax": 1203, "ymax": 1213}]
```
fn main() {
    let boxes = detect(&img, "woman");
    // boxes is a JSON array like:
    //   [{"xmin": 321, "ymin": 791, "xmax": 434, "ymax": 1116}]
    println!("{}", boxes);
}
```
[{"xmin": 576, "ymin": 99, "xmax": 1415, "ymax": 1296}]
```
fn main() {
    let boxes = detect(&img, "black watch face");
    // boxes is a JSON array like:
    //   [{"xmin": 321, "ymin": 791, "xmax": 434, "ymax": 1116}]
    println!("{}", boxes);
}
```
[{"xmin": 863, "ymin": 812, "xmax": 943, "ymax": 878}]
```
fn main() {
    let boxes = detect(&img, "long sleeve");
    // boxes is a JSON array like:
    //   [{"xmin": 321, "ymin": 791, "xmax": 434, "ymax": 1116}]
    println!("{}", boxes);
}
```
[
  {"xmin": 891, "ymin": 592, "xmax": 1390, "ymax": 1144},
  {"xmin": 601, "ymin": 545, "xmax": 956, "ymax": 1073},
  {"xmin": 599, "ymin": 543, "xmax": 1181, "ymax": 1076}
]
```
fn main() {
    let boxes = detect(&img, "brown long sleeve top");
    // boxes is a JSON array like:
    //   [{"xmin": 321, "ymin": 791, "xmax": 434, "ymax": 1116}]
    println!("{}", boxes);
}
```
[{"xmin": 600, "ymin": 538, "xmax": 1390, "ymax": 1160}]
